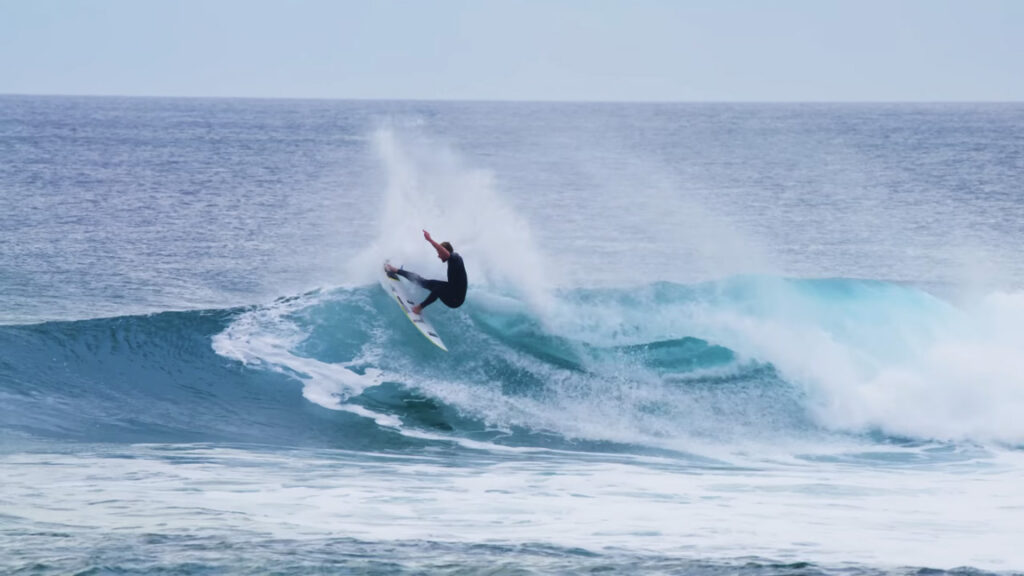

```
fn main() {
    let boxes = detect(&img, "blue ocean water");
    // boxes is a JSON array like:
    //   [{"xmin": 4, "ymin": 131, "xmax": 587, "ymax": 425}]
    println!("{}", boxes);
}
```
[{"xmin": 2, "ymin": 96, "xmax": 1024, "ymax": 574}]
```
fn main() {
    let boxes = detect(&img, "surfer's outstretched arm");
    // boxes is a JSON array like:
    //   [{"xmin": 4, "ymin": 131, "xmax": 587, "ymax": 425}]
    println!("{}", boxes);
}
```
[{"xmin": 423, "ymin": 230, "xmax": 450, "ymax": 261}]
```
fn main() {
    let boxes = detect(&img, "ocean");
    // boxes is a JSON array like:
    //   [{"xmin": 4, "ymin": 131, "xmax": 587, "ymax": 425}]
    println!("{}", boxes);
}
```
[{"xmin": 2, "ymin": 95, "xmax": 1024, "ymax": 574}]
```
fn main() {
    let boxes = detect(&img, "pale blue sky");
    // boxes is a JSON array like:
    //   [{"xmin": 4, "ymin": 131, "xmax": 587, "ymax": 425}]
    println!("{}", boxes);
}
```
[{"xmin": 1, "ymin": 0, "xmax": 1021, "ymax": 101}]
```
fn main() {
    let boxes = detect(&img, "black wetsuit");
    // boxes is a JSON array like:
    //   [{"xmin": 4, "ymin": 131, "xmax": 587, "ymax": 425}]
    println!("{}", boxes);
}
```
[{"xmin": 396, "ymin": 252, "xmax": 467, "ymax": 310}]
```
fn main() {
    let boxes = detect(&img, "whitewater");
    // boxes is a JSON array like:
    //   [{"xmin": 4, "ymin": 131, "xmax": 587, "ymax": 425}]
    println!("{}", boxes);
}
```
[{"xmin": 2, "ymin": 96, "xmax": 1024, "ymax": 574}]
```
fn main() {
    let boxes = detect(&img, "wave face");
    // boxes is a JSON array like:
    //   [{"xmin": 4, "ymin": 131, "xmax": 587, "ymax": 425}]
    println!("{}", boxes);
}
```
[
  {"xmin": 0, "ymin": 308, "xmax": 348, "ymax": 446},
  {"xmin": 6, "ymin": 275, "xmax": 1024, "ymax": 451}
]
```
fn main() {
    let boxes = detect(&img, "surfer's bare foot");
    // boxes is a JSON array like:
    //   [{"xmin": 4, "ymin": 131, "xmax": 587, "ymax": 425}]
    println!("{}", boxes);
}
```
[
  {"xmin": 412, "ymin": 304, "xmax": 423, "ymax": 315},
  {"xmin": 384, "ymin": 263, "xmax": 400, "ymax": 279}
]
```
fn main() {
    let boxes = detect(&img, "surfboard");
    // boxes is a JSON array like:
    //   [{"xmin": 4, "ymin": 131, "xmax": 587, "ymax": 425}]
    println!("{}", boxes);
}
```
[{"xmin": 379, "ymin": 261, "xmax": 448, "ymax": 351}]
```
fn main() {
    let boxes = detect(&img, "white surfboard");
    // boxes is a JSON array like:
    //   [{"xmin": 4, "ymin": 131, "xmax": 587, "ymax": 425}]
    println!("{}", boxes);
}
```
[{"xmin": 380, "ymin": 262, "xmax": 448, "ymax": 351}]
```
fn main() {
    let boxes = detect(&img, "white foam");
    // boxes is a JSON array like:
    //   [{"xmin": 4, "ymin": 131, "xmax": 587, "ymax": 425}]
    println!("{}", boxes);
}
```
[
  {"xmin": 480, "ymin": 276, "xmax": 1024, "ymax": 447},
  {"xmin": 211, "ymin": 292, "xmax": 386, "ymax": 413},
  {"xmin": 7, "ymin": 445, "xmax": 1024, "ymax": 571},
  {"xmin": 692, "ymin": 284, "xmax": 1024, "ymax": 444}
]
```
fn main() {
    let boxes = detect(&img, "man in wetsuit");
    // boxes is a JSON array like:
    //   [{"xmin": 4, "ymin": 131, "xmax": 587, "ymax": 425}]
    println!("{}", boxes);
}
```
[{"xmin": 385, "ymin": 230, "xmax": 467, "ymax": 315}]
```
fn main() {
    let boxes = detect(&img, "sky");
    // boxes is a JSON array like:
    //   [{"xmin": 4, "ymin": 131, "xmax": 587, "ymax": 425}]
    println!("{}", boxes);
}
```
[{"xmin": 1, "ymin": 0, "xmax": 1022, "ymax": 102}]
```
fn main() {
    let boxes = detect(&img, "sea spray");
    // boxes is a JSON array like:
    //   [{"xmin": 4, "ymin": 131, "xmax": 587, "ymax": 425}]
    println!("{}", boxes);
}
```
[{"xmin": 346, "ymin": 126, "xmax": 557, "ymax": 318}]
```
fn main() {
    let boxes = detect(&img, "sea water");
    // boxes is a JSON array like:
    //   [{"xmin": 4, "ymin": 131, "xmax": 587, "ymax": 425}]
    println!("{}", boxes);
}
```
[{"xmin": 2, "ymin": 96, "xmax": 1024, "ymax": 574}]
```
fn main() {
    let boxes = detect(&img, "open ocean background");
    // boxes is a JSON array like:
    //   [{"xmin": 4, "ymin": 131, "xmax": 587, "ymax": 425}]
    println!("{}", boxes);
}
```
[{"xmin": 2, "ymin": 95, "xmax": 1024, "ymax": 574}]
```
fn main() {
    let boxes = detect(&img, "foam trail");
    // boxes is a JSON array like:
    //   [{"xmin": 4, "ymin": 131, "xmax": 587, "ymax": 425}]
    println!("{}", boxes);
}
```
[{"xmin": 211, "ymin": 293, "xmax": 385, "ymax": 411}]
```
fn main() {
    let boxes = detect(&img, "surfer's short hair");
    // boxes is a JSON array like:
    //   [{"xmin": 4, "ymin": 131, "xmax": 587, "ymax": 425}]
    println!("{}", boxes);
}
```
[{"xmin": 441, "ymin": 241, "xmax": 453, "ymax": 253}]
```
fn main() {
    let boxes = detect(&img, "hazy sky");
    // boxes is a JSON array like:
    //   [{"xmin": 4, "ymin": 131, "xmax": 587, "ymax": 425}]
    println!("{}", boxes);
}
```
[{"xmin": 1, "ymin": 0, "xmax": 1021, "ymax": 101}]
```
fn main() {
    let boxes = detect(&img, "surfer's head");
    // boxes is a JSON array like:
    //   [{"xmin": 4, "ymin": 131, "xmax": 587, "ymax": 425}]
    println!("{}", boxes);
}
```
[{"xmin": 439, "ymin": 241, "xmax": 453, "ymax": 262}]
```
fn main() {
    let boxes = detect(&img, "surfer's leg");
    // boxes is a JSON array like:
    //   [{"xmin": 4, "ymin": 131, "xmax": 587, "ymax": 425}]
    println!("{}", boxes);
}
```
[
  {"xmin": 397, "ymin": 272, "xmax": 450, "ymax": 310},
  {"xmin": 439, "ymin": 291, "xmax": 464, "ymax": 308},
  {"xmin": 396, "ymin": 269, "xmax": 428, "ymax": 288},
  {"xmin": 425, "ymin": 282, "xmax": 462, "ymax": 308},
  {"xmin": 398, "ymin": 270, "xmax": 450, "ymax": 295},
  {"xmin": 419, "ymin": 291, "xmax": 440, "ymax": 310},
  {"xmin": 420, "ymin": 279, "xmax": 447, "ymax": 293}
]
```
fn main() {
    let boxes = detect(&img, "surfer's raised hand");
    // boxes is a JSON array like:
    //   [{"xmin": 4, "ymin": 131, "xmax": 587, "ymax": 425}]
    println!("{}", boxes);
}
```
[{"xmin": 423, "ymin": 229, "xmax": 433, "ymax": 242}]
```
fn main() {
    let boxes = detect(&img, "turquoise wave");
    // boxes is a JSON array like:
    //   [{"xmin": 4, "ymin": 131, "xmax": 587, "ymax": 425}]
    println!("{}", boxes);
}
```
[
  {"xmin": 0, "ymin": 277, "xmax": 989, "ymax": 450},
  {"xmin": 0, "ymin": 308, "xmax": 385, "ymax": 447}
]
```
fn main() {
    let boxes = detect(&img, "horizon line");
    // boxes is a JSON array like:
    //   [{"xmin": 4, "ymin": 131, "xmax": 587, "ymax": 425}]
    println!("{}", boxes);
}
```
[{"xmin": 2, "ymin": 92, "xmax": 1022, "ymax": 106}]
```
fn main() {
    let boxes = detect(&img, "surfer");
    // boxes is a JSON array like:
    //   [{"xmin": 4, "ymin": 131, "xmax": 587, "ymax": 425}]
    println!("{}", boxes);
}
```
[{"xmin": 385, "ymin": 230, "xmax": 467, "ymax": 315}]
